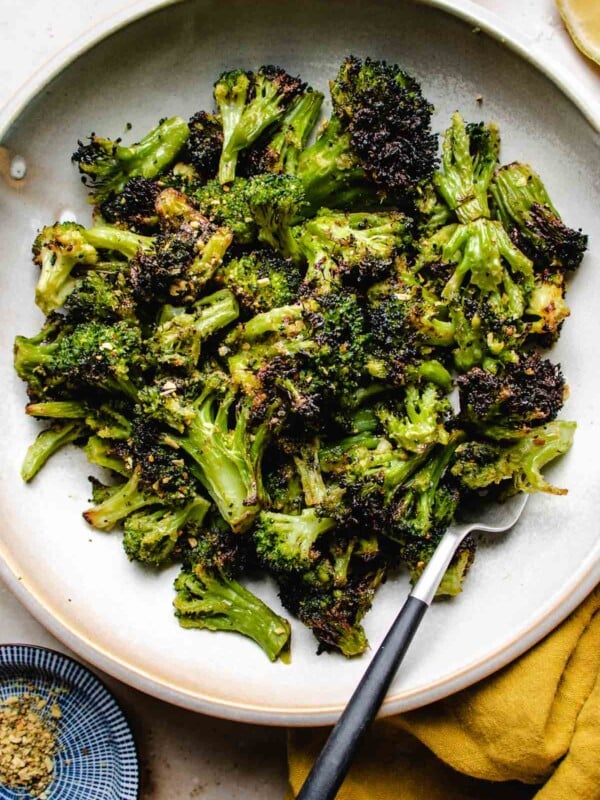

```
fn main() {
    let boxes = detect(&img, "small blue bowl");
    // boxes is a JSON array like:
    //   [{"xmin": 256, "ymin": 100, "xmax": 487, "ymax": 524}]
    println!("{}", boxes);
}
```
[{"xmin": 0, "ymin": 645, "xmax": 139, "ymax": 800}]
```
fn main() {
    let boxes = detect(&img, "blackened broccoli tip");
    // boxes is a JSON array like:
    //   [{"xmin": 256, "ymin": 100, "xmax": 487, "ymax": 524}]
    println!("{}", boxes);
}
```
[
  {"xmin": 185, "ymin": 111, "xmax": 223, "ymax": 179},
  {"xmin": 100, "ymin": 177, "xmax": 161, "ymax": 232},
  {"xmin": 330, "ymin": 55, "xmax": 438, "ymax": 199},
  {"xmin": 72, "ymin": 116, "xmax": 189, "ymax": 204},
  {"xmin": 490, "ymin": 162, "xmax": 587, "ymax": 274},
  {"xmin": 457, "ymin": 354, "xmax": 567, "ymax": 432}
]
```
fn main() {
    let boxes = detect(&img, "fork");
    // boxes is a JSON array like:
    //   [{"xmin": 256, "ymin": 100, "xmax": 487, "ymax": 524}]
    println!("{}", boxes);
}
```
[{"xmin": 297, "ymin": 493, "xmax": 529, "ymax": 800}]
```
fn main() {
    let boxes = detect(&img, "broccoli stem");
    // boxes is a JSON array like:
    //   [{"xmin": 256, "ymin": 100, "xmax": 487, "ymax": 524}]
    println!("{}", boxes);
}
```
[
  {"xmin": 174, "ymin": 564, "xmax": 291, "ymax": 662},
  {"xmin": 297, "ymin": 116, "xmax": 367, "ymax": 211},
  {"xmin": 267, "ymin": 91, "xmax": 324, "ymax": 175},
  {"xmin": 21, "ymin": 422, "xmax": 87, "ymax": 482},
  {"xmin": 82, "ymin": 468, "xmax": 161, "ymax": 531},
  {"xmin": 26, "ymin": 401, "xmax": 87, "ymax": 419},
  {"xmin": 82, "ymin": 226, "xmax": 154, "ymax": 259},
  {"xmin": 83, "ymin": 435, "xmax": 129, "ymax": 476}
]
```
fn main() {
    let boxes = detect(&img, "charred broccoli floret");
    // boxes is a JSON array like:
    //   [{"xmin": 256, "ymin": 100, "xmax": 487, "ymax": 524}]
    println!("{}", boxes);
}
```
[
  {"xmin": 73, "ymin": 117, "xmax": 189, "ymax": 203},
  {"xmin": 297, "ymin": 56, "xmax": 437, "ymax": 210},
  {"xmin": 491, "ymin": 162, "xmax": 587, "ymax": 274},
  {"xmin": 129, "ymin": 189, "xmax": 233, "ymax": 302},
  {"xmin": 457, "ymin": 354, "xmax": 566, "ymax": 435},
  {"xmin": 185, "ymin": 111, "xmax": 223, "ymax": 180},
  {"xmin": 100, "ymin": 177, "xmax": 161, "ymax": 232}
]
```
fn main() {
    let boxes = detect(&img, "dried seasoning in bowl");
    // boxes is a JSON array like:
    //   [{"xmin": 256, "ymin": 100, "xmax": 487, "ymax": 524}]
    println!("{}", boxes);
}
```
[{"xmin": 0, "ymin": 690, "xmax": 61, "ymax": 797}]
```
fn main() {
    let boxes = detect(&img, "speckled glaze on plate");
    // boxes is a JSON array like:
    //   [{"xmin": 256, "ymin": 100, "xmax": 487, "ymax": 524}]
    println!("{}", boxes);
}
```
[
  {"xmin": 0, "ymin": 0, "xmax": 598, "ymax": 726},
  {"xmin": 0, "ymin": 645, "xmax": 139, "ymax": 799}
]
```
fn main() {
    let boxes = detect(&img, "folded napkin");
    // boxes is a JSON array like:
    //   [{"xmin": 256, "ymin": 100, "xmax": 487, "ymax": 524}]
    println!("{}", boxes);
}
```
[{"xmin": 287, "ymin": 586, "xmax": 600, "ymax": 800}]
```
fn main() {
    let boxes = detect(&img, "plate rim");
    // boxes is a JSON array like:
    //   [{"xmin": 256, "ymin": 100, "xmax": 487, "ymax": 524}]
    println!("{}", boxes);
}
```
[{"xmin": 0, "ymin": 0, "xmax": 599, "ymax": 726}]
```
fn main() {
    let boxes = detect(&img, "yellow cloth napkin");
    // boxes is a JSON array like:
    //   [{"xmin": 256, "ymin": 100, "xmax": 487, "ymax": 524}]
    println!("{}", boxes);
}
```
[{"xmin": 287, "ymin": 586, "xmax": 600, "ymax": 800}]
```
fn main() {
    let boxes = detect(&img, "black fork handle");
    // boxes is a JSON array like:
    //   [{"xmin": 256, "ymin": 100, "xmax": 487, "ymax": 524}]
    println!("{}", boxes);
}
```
[{"xmin": 297, "ymin": 595, "xmax": 428, "ymax": 800}]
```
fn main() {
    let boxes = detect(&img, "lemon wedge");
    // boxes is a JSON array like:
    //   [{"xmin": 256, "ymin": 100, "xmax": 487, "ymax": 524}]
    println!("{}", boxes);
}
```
[{"xmin": 557, "ymin": 0, "xmax": 600, "ymax": 66}]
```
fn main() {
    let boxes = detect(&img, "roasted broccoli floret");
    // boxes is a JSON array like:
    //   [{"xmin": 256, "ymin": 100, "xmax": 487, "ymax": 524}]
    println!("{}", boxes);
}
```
[
  {"xmin": 300, "ymin": 209, "xmax": 412, "ymax": 290},
  {"xmin": 123, "ymin": 495, "xmax": 210, "ymax": 566},
  {"xmin": 73, "ymin": 117, "xmax": 189, "ymax": 203},
  {"xmin": 457, "ymin": 354, "xmax": 566, "ymax": 435},
  {"xmin": 32, "ymin": 221, "xmax": 155, "ymax": 315},
  {"xmin": 129, "ymin": 189, "xmax": 233, "ymax": 302},
  {"xmin": 215, "ymin": 66, "xmax": 306, "ymax": 184},
  {"xmin": 214, "ymin": 249, "xmax": 301, "ymax": 314},
  {"xmin": 297, "ymin": 56, "xmax": 437, "ymax": 210},
  {"xmin": 278, "ymin": 558, "xmax": 386, "ymax": 656},
  {"xmin": 245, "ymin": 173, "xmax": 308, "ymax": 260},
  {"xmin": 52, "ymin": 321, "xmax": 144, "ymax": 400},
  {"xmin": 149, "ymin": 289, "xmax": 239, "ymax": 373},
  {"xmin": 434, "ymin": 112, "xmax": 500, "ymax": 223},
  {"xmin": 82, "ymin": 466, "xmax": 164, "ymax": 531},
  {"xmin": 389, "ymin": 432, "xmax": 463, "ymax": 541},
  {"xmin": 491, "ymin": 162, "xmax": 587, "ymax": 274},
  {"xmin": 254, "ymin": 508, "xmax": 336, "ymax": 573},
  {"xmin": 403, "ymin": 534, "xmax": 476, "ymax": 597},
  {"xmin": 100, "ymin": 177, "xmax": 161, "ymax": 232},
  {"xmin": 174, "ymin": 562, "xmax": 291, "ymax": 661},
  {"xmin": 241, "ymin": 89, "xmax": 324, "ymax": 176},
  {"xmin": 64, "ymin": 271, "xmax": 137, "ymax": 323},
  {"xmin": 451, "ymin": 420, "xmax": 575, "ymax": 495},
  {"xmin": 164, "ymin": 378, "xmax": 272, "ymax": 532},
  {"xmin": 376, "ymin": 383, "xmax": 451, "ymax": 454},
  {"xmin": 185, "ymin": 111, "xmax": 223, "ymax": 180},
  {"xmin": 193, "ymin": 178, "xmax": 257, "ymax": 245}
]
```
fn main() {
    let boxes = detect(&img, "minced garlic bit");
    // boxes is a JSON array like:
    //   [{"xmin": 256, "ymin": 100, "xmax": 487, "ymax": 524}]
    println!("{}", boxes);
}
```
[{"xmin": 0, "ymin": 691, "xmax": 61, "ymax": 797}]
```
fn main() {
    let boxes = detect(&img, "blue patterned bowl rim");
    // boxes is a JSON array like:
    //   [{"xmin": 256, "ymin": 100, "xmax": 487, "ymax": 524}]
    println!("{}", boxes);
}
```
[{"xmin": 0, "ymin": 644, "xmax": 140, "ymax": 800}]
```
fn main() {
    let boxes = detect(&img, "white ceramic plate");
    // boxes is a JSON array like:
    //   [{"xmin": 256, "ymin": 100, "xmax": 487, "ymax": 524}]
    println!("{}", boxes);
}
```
[{"xmin": 0, "ymin": 0, "xmax": 599, "ymax": 726}]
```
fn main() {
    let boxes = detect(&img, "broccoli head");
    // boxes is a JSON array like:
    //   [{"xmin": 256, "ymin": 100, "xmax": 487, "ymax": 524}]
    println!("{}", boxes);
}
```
[
  {"xmin": 491, "ymin": 162, "xmax": 587, "ymax": 275},
  {"xmin": 215, "ymin": 66, "xmax": 306, "ymax": 184},
  {"xmin": 457, "ymin": 354, "xmax": 567, "ymax": 434},
  {"xmin": 214, "ymin": 249, "xmax": 302, "ymax": 314},
  {"xmin": 451, "ymin": 420, "xmax": 576, "ymax": 495},
  {"xmin": 297, "ymin": 56, "xmax": 437, "ymax": 210},
  {"xmin": 174, "ymin": 563, "xmax": 291, "ymax": 662},
  {"xmin": 72, "ymin": 116, "xmax": 189, "ymax": 204}
]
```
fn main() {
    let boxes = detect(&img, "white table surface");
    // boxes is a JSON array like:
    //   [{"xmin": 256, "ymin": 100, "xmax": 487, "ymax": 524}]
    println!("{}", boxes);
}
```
[{"xmin": 1, "ymin": 1, "xmax": 598, "ymax": 798}]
